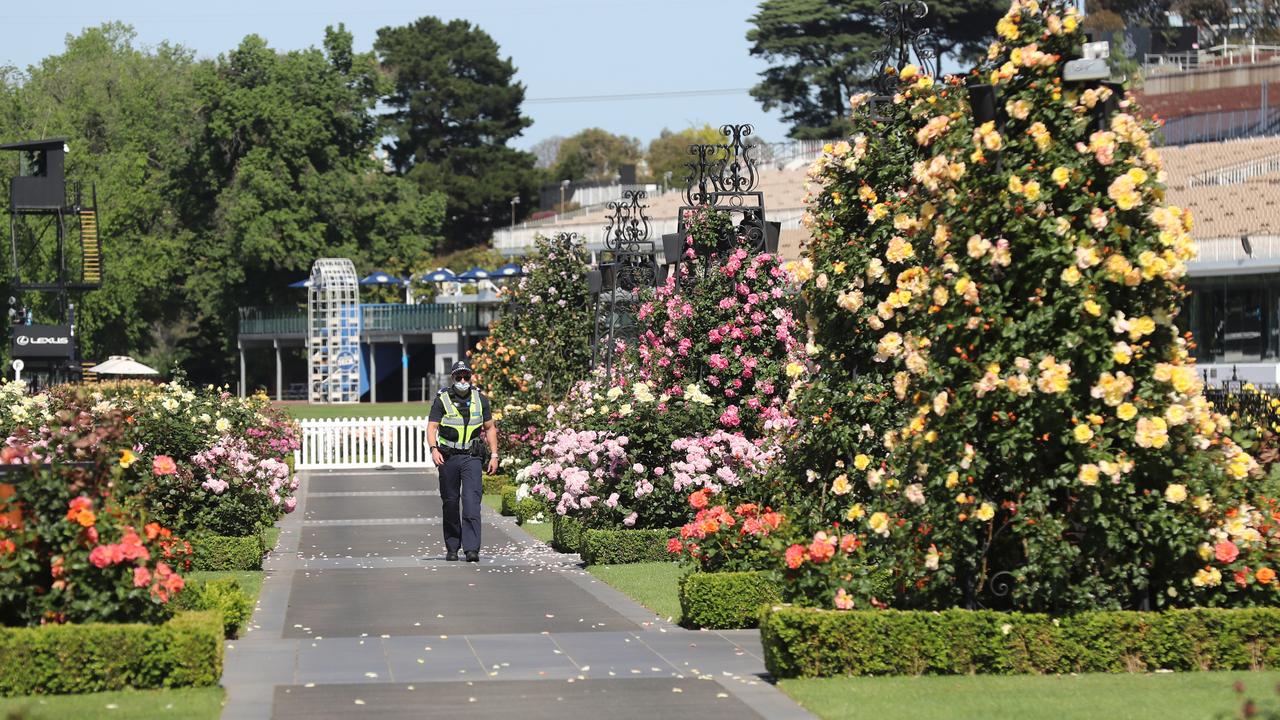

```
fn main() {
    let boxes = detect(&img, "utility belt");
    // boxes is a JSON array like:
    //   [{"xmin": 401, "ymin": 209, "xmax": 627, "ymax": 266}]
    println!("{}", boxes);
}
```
[{"xmin": 439, "ymin": 439, "xmax": 486, "ymax": 459}]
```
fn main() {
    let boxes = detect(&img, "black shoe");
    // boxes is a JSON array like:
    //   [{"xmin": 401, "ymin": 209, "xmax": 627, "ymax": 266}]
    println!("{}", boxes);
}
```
[
  {"xmin": 465, "ymin": 551, "xmax": 479, "ymax": 563},
  {"xmin": 445, "ymin": 550, "xmax": 459, "ymax": 561}
]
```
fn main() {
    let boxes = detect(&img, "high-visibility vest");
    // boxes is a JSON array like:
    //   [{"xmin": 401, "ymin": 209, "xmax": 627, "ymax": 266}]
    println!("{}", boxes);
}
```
[{"xmin": 439, "ymin": 389, "xmax": 484, "ymax": 451}]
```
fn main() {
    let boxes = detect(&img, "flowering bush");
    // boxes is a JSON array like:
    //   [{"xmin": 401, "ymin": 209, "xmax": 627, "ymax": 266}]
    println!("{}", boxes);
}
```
[
  {"xmin": 0, "ymin": 418, "xmax": 191, "ymax": 627},
  {"xmin": 668, "ymin": 493, "xmax": 784, "ymax": 573},
  {"xmin": 781, "ymin": 0, "xmax": 1261, "ymax": 612},
  {"xmin": 679, "ymin": 205, "xmax": 737, "ymax": 258},
  {"xmin": 493, "ymin": 401, "xmax": 548, "ymax": 471}
]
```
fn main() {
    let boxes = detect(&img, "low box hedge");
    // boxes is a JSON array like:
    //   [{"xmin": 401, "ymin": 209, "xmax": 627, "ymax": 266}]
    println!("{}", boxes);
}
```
[
  {"xmin": 760, "ymin": 606, "xmax": 1280, "ymax": 678},
  {"xmin": 580, "ymin": 528, "xmax": 676, "ymax": 565},
  {"xmin": 514, "ymin": 498, "xmax": 547, "ymax": 525},
  {"xmin": 0, "ymin": 610, "xmax": 224, "ymax": 696},
  {"xmin": 172, "ymin": 577, "xmax": 254, "ymax": 639},
  {"xmin": 499, "ymin": 486, "xmax": 518, "ymax": 516},
  {"xmin": 551, "ymin": 515, "xmax": 584, "ymax": 554},
  {"xmin": 190, "ymin": 532, "xmax": 266, "ymax": 571},
  {"xmin": 679, "ymin": 571, "xmax": 781, "ymax": 629},
  {"xmin": 482, "ymin": 474, "xmax": 510, "ymax": 495}
]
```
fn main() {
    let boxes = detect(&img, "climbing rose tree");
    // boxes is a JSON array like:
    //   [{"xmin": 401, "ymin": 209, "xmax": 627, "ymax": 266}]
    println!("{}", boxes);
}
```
[{"xmin": 785, "ymin": 0, "xmax": 1265, "ymax": 613}]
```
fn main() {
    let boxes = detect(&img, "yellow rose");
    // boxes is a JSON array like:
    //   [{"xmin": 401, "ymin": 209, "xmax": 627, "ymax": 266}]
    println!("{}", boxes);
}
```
[
  {"xmin": 975, "ymin": 502, "xmax": 996, "ymax": 522},
  {"xmin": 1084, "ymin": 299, "xmax": 1102, "ymax": 317},
  {"xmin": 945, "ymin": 471, "xmax": 960, "ymax": 489},
  {"xmin": 868, "ymin": 511, "xmax": 891, "ymax": 536},
  {"xmin": 1117, "ymin": 403, "xmax": 1138, "ymax": 421},
  {"xmin": 1073, "ymin": 424, "xmax": 1094, "ymax": 444},
  {"xmin": 1061, "ymin": 266, "xmax": 1081, "ymax": 285},
  {"xmin": 1051, "ymin": 166, "xmax": 1071, "ymax": 187},
  {"xmin": 1164, "ymin": 484, "xmax": 1187, "ymax": 503},
  {"xmin": 832, "ymin": 474, "xmax": 851, "ymax": 495},
  {"xmin": 854, "ymin": 454, "xmax": 872, "ymax": 471},
  {"xmin": 846, "ymin": 503, "xmax": 866, "ymax": 521},
  {"xmin": 1079, "ymin": 464, "xmax": 1100, "ymax": 486}
]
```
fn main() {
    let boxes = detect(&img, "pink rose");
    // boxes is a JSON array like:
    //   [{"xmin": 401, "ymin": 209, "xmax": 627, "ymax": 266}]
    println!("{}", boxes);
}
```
[
  {"xmin": 1215, "ymin": 541, "xmax": 1240, "ymax": 564},
  {"xmin": 89, "ymin": 545, "xmax": 114, "ymax": 569},
  {"xmin": 133, "ymin": 566, "xmax": 152, "ymax": 587},
  {"xmin": 152, "ymin": 455, "xmax": 177, "ymax": 476}
]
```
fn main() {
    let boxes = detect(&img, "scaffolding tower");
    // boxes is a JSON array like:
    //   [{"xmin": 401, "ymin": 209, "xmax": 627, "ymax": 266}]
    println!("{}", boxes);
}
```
[{"xmin": 307, "ymin": 258, "xmax": 360, "ymax": 403}]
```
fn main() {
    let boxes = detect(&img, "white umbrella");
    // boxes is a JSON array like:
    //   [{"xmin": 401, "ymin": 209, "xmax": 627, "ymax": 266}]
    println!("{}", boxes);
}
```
[{"xmin": 88, "ymin": 355, "xmax": 160, "ymax": 376}]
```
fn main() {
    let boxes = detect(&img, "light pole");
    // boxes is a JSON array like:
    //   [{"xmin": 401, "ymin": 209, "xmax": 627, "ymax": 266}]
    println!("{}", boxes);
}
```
[
  {"xmin": 509, "ymin": 195, "xmax": 520, "ymax": 229},
  {"xmin": 559, "ymin": 179, "xmax": 570, "ymax": 213}
]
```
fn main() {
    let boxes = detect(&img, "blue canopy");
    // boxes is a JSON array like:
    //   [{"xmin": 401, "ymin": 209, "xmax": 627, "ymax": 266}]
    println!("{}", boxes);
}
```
[
  {"xmin": 421, "ymin": 268, "xmax": 457, "ymax": 283},
  {"xmin": 360, "ymin": 270, "xmax": 405, "ymax": 286},
  {"xmin": 494, "ymin": 262, "xmax": 524, "ymax": 277},
  {"xmin": 457, "ymin": 266, "xmax": 492, "ymax": 282},
  {"xmin": 288, "ymin": 278, "xmax": 313, "ymax": 288}
]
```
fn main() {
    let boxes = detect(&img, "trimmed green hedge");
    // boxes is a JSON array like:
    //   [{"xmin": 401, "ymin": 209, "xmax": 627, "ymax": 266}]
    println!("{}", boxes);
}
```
[
  {"xmin": 172, "ymin": 578, "xmax": 253, "ymax": 639},
  {"xmin": 482, "ymin": 474, "xmax": 510, "ymax": 495},
  {"xmin": 514, "ymin": 498, "xmax": 546, "ymax": 525},
  {"xmin": 580, "ymin": 528, "xmax": 676, "ymax": 565},
  {"xmin": 0, "ymin": 611, "xmax": 224, "ymax": 696},
  {"xmin": 551, "ymin": 515, "xmax": 584, "ymax": 554},
  {"xmin": 190, "ymin": 532, "xmax": 265, "ymax": 571},
  {"xmin": 679, "ymin": 571, "xmax": 781, "ymax": 629},
  {"xmin": 760, "ymin": 606, "xmax": 1280, "ymax": 678},
  {"xmin": 499, "ymin": 486, "xmax": 519, "ymax": 516}
]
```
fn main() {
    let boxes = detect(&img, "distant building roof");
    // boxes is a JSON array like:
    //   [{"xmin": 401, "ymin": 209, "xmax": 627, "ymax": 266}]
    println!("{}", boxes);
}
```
[{"xmin": 0, "ymin": 138, "xmax": 67, "ymax": 152}]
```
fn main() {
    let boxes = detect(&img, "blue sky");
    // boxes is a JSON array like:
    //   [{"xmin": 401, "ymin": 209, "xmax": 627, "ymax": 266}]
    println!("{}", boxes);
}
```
[{"xmin": 0, "ymin": 0, "xmax": 790, "ymax": 150}]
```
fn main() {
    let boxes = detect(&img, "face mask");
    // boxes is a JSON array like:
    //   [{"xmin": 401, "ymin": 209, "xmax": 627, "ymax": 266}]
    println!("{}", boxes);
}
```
[{"xmin": 453, "ymin": 380, "xmax": 471, "ymax": 392}]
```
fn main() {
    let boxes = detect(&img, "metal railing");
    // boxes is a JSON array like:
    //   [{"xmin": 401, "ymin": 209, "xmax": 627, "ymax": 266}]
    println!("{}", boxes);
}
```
[
  {"xmin": 1190, "ymin": 152, "xmax": 1280, "ymax": 186},
  {"xmin": 493, "ymin": 208, "xmax": 810, "ymax": 255},
  {"xmin": 1145, "ymin": 43, "xmax": 1280, "ymax": 72},
  {"xmin": 239, "ymin": 306, "xmax": 307, "ymax": 335},
  {"xmin": 1159, "ymin": 106, "xmax": 1280, "ymax": 145},
  {"xmin": 239, "ymin": 303, "xmax": 485, "ymax": 336}
]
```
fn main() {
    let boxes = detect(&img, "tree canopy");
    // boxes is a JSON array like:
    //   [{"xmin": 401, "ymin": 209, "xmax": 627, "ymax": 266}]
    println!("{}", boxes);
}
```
[{"xmin": 550, "ymin": 127, "xmax": 642, "ymax": 183}]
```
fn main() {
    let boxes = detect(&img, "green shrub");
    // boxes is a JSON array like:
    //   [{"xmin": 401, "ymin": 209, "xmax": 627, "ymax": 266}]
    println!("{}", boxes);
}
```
[
  {"xmin": 515, "ymin": 498, "xmax": 547, "ymax": 525},
  {"xmin": 482, "ymin": 474, "xmax": 510, "ymax": 495},
  {"xmin": 580, "ymin": 528, "xmax": 676, "ymax": 565},
  {"xmin": 189, "ymin": 533, "xmax": 265, "ymax": 571},
  {"xmin": 551, "ymin": 515, "xmax": 584, "ymax": 554},
  {"xmin": 0, "ymin": 610, "xmax": 223, "ymax": 696},
  {"xmin": 172, "ymin": 578, "xmax": 253, "ymax": 638},
  {"xmin": 680, "ymin": 571, "xmax": 781, "ymax": 629},
  {"xmin": 759, "ymin": 606, "xmax": 1280, "ymax": 679},
  {"xmin": 499, "ymin": 486, "xmax": 518, "ymax": 516}
]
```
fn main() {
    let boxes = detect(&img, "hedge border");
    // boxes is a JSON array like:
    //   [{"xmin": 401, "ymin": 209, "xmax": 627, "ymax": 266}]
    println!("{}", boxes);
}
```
[
  {"xmin": 482, "ymin": 474, "xmax": 511, "ymax": 495},
  {"xmin": 679, "ymin": 571, "xmax": 781, "ymax": 629},
  {"xmin": 760, "ymin": 606, "xmax": 1280, "ymax": 678},
  {"xmin": 499, "ymin": 486, "xmax": 519, "ymax": 516},
  {"xmin": 580, "ymin": 528, "xmax": 677, "ymax": 565},
  {"xmin": 189, "ymin": 532, "xmax": 266, "ymax": 571},
  {"xmin": 551, "ymin": 515, "xmax": 584, "ymax": 554},
  {"xmin": 0, "ymin": 610, "xmax": 224, "ymax": 696}
]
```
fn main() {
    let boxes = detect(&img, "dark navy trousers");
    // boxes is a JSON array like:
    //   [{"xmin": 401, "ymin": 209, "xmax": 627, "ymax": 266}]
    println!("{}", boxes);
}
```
[{"xmin": 438, "ymin": 452, "xmax": 483, "ymax": 553}]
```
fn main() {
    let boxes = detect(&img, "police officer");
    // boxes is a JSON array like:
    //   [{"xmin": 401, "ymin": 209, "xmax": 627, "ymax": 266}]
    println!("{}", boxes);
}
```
[{"xmin": 426, "ymin": 361, "xmax": 498, "ymax": 562}]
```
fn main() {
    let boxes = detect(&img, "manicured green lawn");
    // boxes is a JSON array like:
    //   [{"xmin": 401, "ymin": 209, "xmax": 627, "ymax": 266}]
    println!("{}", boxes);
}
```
[
  {"xmin": 0, "ymin": 687, "xmax": 225, "ymax": 719},
  {"xmin": 262, "ymin": 526, "xmax": 281, "ymax": 553},
  {"xmin": 482, "ymin": 494, "xmax": 554, "ymax": 543},
  {"xmin": 186, "ymin": 569, "xmax": 264, "ymax": 606},
  {"xmin": 588, "ymin": 561, "xmax": 686, "ymax": 623},
  {"xmin": 481, "ymin": 493, "xmax": 502, "ymax": 512},
  {"xmin": 779, "ymin": 671, "xmax": 1280, "ymax": 720},
  {"xmin": 277, "ymin": 402, "xmax": 428, "ymax": 419}
]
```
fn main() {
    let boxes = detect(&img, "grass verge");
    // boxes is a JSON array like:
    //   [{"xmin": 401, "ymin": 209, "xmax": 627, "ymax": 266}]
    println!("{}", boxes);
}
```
[
  {"xmin": 778, "ymin": 671, "xmax": 1280, "ymax": 720},
  {"xmin": 484, "ymin": 494, "xmax": 554, "ymax": 543},
  {"xmin": 0, "ymin": 687, "xmax": 225, "ymax": 719},
  {"xmin": 587, "ymin": 561, "xmax": 685, "ymax": 623},
  {"xmin": 277, "ymin": 402, "xmax": 428, "ymax": 419},
  {"xmin": 186, "ymin": 570, "xmax": 265, "ymax": 608}
]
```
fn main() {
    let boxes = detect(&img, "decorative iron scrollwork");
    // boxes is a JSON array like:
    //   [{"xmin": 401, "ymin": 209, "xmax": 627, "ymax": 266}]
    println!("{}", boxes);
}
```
[
  {"xmin": 603, "ymin": 190, "xmax": 653, "ymax": 252},
  {"xmin": 870, "ymin": 1, "xmax": 939, "ymax": 95}
]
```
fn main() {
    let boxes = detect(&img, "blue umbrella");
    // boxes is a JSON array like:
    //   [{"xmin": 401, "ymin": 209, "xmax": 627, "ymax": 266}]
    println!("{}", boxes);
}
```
[
  {"xmin": 457, "ymin": 266, "xmax": 492, "ymax": 282},
  {"xmin": 288, "ymin": 278, "xmax": 313, "ymax": 288},
  {"xmin": 421, "ymin": 268, "xmax": 457, "ymax": 283},
  {"xmin": 494, "ymin": 262, "xmax": 524, "ymax": 277},
  {"xmin": 359, "ymin": 270, "xmax": 404, "ymax": 286}
]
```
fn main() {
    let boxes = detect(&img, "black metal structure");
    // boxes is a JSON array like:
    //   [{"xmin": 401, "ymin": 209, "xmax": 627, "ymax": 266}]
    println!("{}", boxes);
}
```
[
  {"xmin": 594, "ymin": 191, "xmax": 658, "ymax": 378},
  {"xmin": 1, "ymin": 138, "xmax": 103, "ymax": 385}
]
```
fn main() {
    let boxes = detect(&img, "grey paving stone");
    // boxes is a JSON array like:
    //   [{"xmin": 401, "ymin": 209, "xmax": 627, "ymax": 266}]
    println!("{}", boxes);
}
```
[
  {"xmin": 635, "ymin": 631, "xmax": 767, "ymax": 678},
  {"xmin": 307, "ymin": 472, "xmax": 436, "ymax": 494},
  {"xmin": 716, "ymin": 629, "xmax": 766, "ymax": 660},
  {"xmin": 303, "ymin": 494, "xmax": 441, "ymax": 522},
  {"xmin": 297, "ymin": 522, "xmax": 526, "ymax": 559},
  {"xmin": 467, "ymin": 633, "xmax": 581, "ymax": 680},
  {"xmin": 271, "ymin": 677, "xmax": 764, "ymax": 720},
  {"xmin": 549, "ymin": 632, "xmax": 675, "ymax": 678},
  {"xmin": 383, "ymin": 635, "xmax": 486, "ymax": 682},
  {"xmin": 295, "ymin": 637, "xmax": 391, "ymax": 684},
  {"xmin": 282, "ymin": 566, "xmax": 639, "ymax": 638}
]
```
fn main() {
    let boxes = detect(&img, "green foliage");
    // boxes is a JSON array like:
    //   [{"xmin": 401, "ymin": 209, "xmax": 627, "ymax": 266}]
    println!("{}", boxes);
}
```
[
  {"xmin": 189, "ymin": 534, "xmax": 264, "ymax": 572},
  {"xmin": 551, "ymin": 127, "xmax": 642, "ymax": 183},
  {"xmin": 514, "ymin": 497, "xmax": 548, "ymax": 525},
  {"xmin": 482, "ymin": 474, "xmax": 510, "ymax": 495},
  {"xmin": 580, "ymin": 528, "xmax": 677, "ymax": 565},
  {"xmin": 551, "ymin": 514, "xmax": 585, "ymax": 554},
  {"xmin": 375, "ymin": 16, "xmax": 537, "ymax": 248},
  {"xmin": 171, "ymin": 577, "xmax": 252, "ymax": 638},
  {"xmin": 499, "ymin": 486, "xmax": 519, "ymax": 516},
  {"xmin": 645, "ymin": 125, "xmax": 725, "ymax": 187},
  {"xmin": 760, "ymin": 606, "xmax": 1280, "ymax": 678},
  {"xmin": 0, "ymin": 611, "xmax": 223, "ymax": 696},
  {"xmin": 746, "ymin": 0, "xmax": 1004, "ymax": 139},
  {"xmin": 679, "ymin": 571, "xmax": 781, "ymax": 629}
]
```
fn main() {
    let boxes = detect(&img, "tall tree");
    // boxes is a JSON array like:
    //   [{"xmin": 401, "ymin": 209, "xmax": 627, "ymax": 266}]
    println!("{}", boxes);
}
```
[
  {"xmin": 645, "ymin": 125, "xmax": 726, "ymax": 188},
  {"xmin": 747, "ymin": 0, "xmax": 1003, "ymax": 139},
  {"xmin": 376, "ymin": 17, "xmax": 537, "ymax": 248},
  {"xmin": 176, "ymin": 27, "xmax": 444, "ymax": 382},
  {"xmin": 550, "ymin": 127, "xmax": 642, "ymax": 183},
  {"xmin": 529, "ymin": 135, "xmax": 564, "ymax": 170}
]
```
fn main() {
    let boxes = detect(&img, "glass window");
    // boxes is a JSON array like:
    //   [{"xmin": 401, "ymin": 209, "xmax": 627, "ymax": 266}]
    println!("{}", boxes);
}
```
[{"xmin": 1186, "ymin": 276, "xmax": 1277, "ymax": 363}]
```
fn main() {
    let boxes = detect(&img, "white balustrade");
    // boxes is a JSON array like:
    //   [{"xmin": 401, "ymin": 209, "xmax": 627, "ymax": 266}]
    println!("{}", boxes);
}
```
[{"xmin": 294, "ymin": 417, "xmax": 434, "ymax": 470}]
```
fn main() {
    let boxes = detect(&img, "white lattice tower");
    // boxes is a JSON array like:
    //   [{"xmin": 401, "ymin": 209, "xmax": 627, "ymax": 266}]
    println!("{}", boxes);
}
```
[{"xmin": 307, "ymin": 258, "xmax": 361, "ymax": 403}]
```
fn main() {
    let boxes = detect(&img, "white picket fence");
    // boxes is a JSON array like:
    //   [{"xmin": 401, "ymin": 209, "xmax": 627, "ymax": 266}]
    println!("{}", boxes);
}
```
[{"xmin": 294, "ymin": 416, "xmax": 435, "ymax": 470}]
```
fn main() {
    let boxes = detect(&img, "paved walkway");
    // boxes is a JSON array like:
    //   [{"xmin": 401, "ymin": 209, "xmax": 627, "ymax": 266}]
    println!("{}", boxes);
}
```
[{"xmin": 221, "ymin": 469, "xmax": 814, "ymax": 719}]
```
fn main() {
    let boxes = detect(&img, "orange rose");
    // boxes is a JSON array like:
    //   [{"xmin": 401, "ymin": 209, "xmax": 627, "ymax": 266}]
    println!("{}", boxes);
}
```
[
  {"xmin": 1257, "ymin": 567, "xmax": 1277, "ymax": 585},
  {"xmin": 76, "ymin": 509, "xmax": 96, "ymax": 528}
]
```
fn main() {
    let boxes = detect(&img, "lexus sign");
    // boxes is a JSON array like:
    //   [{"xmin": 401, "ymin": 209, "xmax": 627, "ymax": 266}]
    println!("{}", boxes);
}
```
[{"xmin": 11, "ymin": 325, "xmax": 74, "ymax": 358}]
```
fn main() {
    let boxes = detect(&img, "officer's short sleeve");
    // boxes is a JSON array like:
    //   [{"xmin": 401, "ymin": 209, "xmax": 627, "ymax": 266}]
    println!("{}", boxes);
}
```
[
  {"xmin": 482, "ymin": 394, "xmax": 493, "ymax": 423},
  {"xmin": 428, "ymin": 395, "xmax": 445, "ymax": 423}
]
